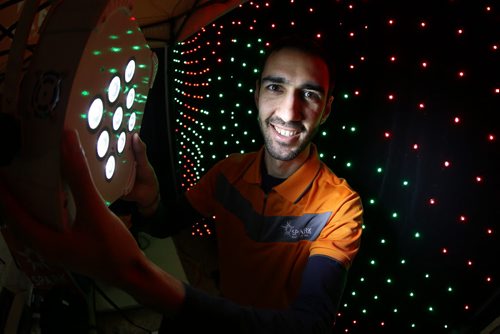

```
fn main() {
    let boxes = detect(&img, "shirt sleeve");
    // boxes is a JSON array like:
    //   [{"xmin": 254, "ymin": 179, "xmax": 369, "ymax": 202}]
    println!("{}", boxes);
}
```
[{"xmin": 159, "ymin": 255, "xmax": 348, "ymax": 334}]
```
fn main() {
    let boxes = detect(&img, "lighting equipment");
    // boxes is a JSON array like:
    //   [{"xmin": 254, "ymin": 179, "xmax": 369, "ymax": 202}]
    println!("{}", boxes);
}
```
[{"xmin": 1, "ymin": 0, "xmax": 158, "ymax": 230}]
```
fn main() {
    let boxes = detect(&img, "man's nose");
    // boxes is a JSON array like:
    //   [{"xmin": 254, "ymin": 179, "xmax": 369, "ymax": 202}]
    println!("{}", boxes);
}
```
[{"xmin": 278, "ymin": 91, "xmax": 303, "ymax": 122}]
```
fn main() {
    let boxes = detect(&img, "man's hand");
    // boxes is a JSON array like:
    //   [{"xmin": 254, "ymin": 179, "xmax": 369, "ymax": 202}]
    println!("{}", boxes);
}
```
[
  {"xmin": 122, "ymin": 133, "xmax": 160, "ymax": 215},
  {"xmin": 0, "ymin": 130, "xmax": 146, "ymax": 286}
]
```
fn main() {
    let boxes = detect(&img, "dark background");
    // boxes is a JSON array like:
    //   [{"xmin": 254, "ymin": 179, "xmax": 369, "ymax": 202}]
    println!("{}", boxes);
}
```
[{"xmin": 141, "ymin": 0, "xmax": 499, "ymax": 333}]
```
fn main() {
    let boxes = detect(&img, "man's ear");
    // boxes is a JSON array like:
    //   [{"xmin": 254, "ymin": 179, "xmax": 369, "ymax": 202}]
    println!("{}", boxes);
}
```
[
  {"xmin": 254, "ymin": 79, "xmax": 260, "ymax": 106},
  {"xmin": 321, "ymin": 95, "xmax": 334, "ymax": 124}
]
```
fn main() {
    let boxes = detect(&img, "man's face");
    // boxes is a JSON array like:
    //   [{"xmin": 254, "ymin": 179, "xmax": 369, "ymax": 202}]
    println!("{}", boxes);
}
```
[{"xmin": 255, "ymin": 48, "xmax": 333, "ymax": 161}]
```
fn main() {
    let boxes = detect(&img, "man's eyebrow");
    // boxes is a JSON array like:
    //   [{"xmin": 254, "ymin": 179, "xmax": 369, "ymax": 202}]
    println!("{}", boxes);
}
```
[{"xmin": 261, "ymin": 75, "xmax": 325, "ymax": 94}]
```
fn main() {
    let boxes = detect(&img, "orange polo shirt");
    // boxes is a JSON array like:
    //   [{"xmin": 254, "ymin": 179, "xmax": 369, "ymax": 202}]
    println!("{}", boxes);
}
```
[{"xmin": 185, "ymin": 144, "xmax": 363, "ymax": 309}]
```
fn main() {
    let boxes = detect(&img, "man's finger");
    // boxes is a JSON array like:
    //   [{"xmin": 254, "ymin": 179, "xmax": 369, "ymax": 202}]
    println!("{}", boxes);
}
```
[{"xmin": 131, "ymin": 133, "xmax": 150, "ymax": 169}]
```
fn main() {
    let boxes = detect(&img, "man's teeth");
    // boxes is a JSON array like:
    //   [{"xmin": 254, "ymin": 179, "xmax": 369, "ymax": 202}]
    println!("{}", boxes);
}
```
[{"xmin": 275, "ymin": 126, "xmax": 297, "ymax": 137}]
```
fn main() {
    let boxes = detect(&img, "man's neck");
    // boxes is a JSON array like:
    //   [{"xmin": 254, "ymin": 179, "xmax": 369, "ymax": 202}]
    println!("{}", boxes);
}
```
[{"xmin": 263, "ymin": 145, "xmax": 310, "ymax": 179}]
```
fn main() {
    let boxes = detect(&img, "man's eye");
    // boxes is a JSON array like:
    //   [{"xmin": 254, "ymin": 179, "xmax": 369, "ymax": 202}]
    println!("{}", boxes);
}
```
[
  {"xmin": 303, "ymin": 91, "xmax": 320, "ymax": 101},
  {"xmin": 267, "ymin": 84, "xmax": 282, "ymax": 92}
]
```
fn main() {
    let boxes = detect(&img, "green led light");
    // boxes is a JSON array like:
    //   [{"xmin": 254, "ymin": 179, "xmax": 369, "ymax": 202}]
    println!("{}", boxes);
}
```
[
  {"xmin": 81, "ymin": 90, "xmax": 90, "ymax": 96},
  {"xmin": 403, "ymin": 180, "xmax": 409, "ymax": 186},
  {"xmin": 380, "ymin": 239, "xmax": 386, "ymax": 244},
  {"xmin": 369, "ymin": 198, "xmax": 376, "ymax": 204},
  {"xmin": 126, "ymin": 29, "xmax": 133, "ymax": 34},
  {"xmin": 377, "ymin": 167, "xmax": 383, "ymax": 173},
  {"xmin": 425, "ymin": 273, "xmax": 430, "ymax": 278},
  {"xmin": 321, "ymin": 131, "xmax": 327, "ymax": 136},
  {"xmin": 350, "ymin": 126, "xmax": 356, "ymax": 132},
  {"xmin": 370, "ymin": 259, "xmax": 376, "ymax": 265},
  {"xmin": 346, "ymin": 162, "xmax": 352, "ymax": 168},
  {"xmin": 428, "ymin": 306, "xmax": 434, "ymax": 312},
  {"xmin": 92, "ymin": 50, "xmax": 102, "ymax": 56},
  {"xmin": 409, "ymin": 291, "xmax": 415, "ymax": 297},
  {"xmin": 109, "ymin": 34, "xmax": 119, "ymax": 40},
  {"xmin": 386, "ymin": 278, "xmax": 392, "ymax": 284},
  {"xmin": 392, "ymin": 212, "xmax": 398, "ymax": 218},
  {"xmin": 448, "ymin": 286, "xmax": 453, "ymax": 292},
  {"xmin": 393, "ymin": 308, "xmax": 398, "ymax": 313},
  {"xmin": 110, "ymin": 47, "xmax": 122, "ymax": 53},
  {"xmin": 343, "ymin": 93, "xmax": 349, "ymax": 99},
  {"xmin": 414, "ymin": 232, "xmax": 420, "ymax": 238},
  {"xmin": 401, "ymin": 259, "xmax": 406, "ymax": 264},
  {"xmin": 132, "ymin": 45, "xmax": 141, "ymax": 50}
]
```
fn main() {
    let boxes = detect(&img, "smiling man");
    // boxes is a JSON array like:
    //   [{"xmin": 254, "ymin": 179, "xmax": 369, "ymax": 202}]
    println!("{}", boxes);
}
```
[{"xmin": 0, "ymin": 36, "xmax": 364, "ymax": 333}]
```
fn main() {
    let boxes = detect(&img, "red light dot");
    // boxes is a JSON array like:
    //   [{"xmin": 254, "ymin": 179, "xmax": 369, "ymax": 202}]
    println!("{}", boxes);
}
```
[
  {"xmin": 476, "ymin": 176, "xmax": 483, "ymax": 182},
  {"xmin": 442, "ymin": 248, "xmax": 448, "ymax": 254},
  {"xmin": 467, "ymin": 260, "xmax": 473, "ymax": 266},
  {"xmin": 457, "ymin": 29, "xmax": 463, "ymax": 34},
  {"xmin": 420, "ymin": 21, "xmax": 427, "ymax": 27},
  {"xmin": 454, "ymin": 117, "xmax": 460, "ymax": 123},
  {"xmin": 390, "ymin": 56, "xmax": 396, "ymax": 62},
  {"xmin": 493, "ymin": 45, "xmax": 498, "ymax": 51},
  {"xmin": 388, "ymin": 94, "xmax": 395, "ymax": 100},
  {"xmin": 429, "ymin": 198, "xmax": 436, "ymax": 205},
  {"xmin": 381, "ymin": 322, "xmax": 385, "ymax": 326},
  {"xmin": 413, "ymin": 143, "xmax": 419, "ymax": 150},
  {"xmin": 384, "ymin": 132, "xmax": 391, "ymax": 138},
  {"xmin": 419, "ymin": 103, "xmax": 425, "ymax": 109},
  {"xmin": 444, "ymin": 161, "xmax": 450, "ymax": 167},
  {"xmin": 316, "ymin": 33, "xmax": 322, "ymax": 39},
  {"xmin": 488, "ymin": 134, "xmax": 495, "ymax": 141},
  {"xmin": 494, "ymin": 88, "xmax": 499, "ymax": 94},
  {"xmin": 349, "ymin": 32, "xmax": 355, "ymax": 37},
  {"xmin": 486, "ymin": 276, "xmax": 492, "ymax": 283},
  {"xmin": 465, "ymin": 305, "xmax": 469, "ymax": 310},
  {"xmin": 354, "ymin": 90, "xmax": 360, "ymax": 95},
  {"xmin": 459, "ymin": 215, "xmax": 467, "ymax": 222},
  {"xmin": 487, "ymin": 228, "xmax": 493, "ymax": 235},
  {"xmin": 458, "ymin": 71, "xmax": 465, "ymax": 77},
  {"xmin": 422, "ymin": 61, "xmax": 428, "ymax": 68},
  {"xmin": 388, "ymin": 19, "xmax": 395, "ymax": 25}
]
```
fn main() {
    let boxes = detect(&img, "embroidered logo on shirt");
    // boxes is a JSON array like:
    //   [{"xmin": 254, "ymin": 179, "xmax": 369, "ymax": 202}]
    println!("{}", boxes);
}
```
[{"xmin": 281, "ymin": 221, "xmax": 313, "ymax": 240}]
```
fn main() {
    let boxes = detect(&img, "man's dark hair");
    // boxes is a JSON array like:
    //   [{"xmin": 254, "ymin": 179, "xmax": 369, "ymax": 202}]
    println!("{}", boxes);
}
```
[{"xmin": 259, "ymin": 34, "xmax": 336, "ymax": 96}]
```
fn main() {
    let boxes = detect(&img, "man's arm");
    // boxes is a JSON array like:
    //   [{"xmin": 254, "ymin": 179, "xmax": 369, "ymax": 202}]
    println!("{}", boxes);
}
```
[
  {"xmin": 0, "ymin": 130, "xmax": 347, "ymax": 333},
  {"xmin": 160, "ymin": 255, "xmax": 347, "ymax": 333}
]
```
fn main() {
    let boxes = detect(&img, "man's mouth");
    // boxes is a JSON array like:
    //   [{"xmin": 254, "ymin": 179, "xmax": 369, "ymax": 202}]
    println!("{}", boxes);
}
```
[{"xmin": 272, "ymin": 125, "xmax": 300, "ymax": 137}]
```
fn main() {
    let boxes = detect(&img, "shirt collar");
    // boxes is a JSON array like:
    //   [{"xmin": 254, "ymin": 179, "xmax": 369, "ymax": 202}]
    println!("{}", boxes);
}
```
[{"xmin": 244, "ymin": 144, "xmax": 322, "ymax": 203}]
